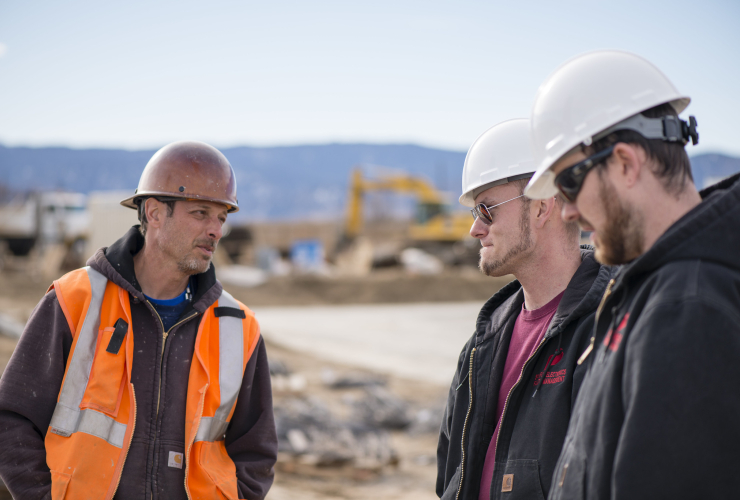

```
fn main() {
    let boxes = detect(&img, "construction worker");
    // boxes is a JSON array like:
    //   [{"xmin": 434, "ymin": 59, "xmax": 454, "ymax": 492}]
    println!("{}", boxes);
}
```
[
  {"xmin": 436, "ymin": 119, "xmax": 614, "ymax": 499},
  {"xmin": 0, "ymin": 141, "xmax": 277, "ymax": 499},
  {"xmin": 525, "ymin": 50, "xmax": 740, "ymax": 499}
]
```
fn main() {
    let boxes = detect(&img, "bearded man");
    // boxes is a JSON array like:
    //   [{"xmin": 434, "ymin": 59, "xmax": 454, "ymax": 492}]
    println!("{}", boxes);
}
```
[
  {"xmin": 0, "ymin": 141, "xmax": 277, "ymax": 499},
  {"xmin": 526, "ymin": 50, "xmax": 740, "ymax": 499},
  {"xmin": 436, "ymin": 119, "xmax": 613, "ymax": 500}
]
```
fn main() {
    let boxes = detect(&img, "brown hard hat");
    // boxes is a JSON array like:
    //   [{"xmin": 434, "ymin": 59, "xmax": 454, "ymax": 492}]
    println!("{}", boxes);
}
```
[{"xmin": 120, "ymin": 140, "xmax": 239, "ymax": 213}]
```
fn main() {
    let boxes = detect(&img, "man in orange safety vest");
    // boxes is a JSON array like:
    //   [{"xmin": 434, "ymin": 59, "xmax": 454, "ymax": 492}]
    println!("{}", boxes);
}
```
[{"xmin": 0, "ymin": 141, "xmax": 277, "ymax": 499}]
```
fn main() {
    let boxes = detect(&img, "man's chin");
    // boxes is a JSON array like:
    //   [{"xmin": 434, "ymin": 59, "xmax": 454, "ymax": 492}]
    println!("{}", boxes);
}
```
[
  {"xmin": 593, "ymin": 242, "xmax": 628, "ymax": 266},
  {"xmin": 479, "ymin": 256, "xmax": 508, "ymax": 278},
  {"xmin": 179, "ymin": 257, "xmax": 212, "ymax": 275}
]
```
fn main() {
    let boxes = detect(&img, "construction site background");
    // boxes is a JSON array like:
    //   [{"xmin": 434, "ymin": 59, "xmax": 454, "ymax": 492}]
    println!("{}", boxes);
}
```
[{"xmin": 0, "ymin": 172, "xmax": 509, "ymax": 500}]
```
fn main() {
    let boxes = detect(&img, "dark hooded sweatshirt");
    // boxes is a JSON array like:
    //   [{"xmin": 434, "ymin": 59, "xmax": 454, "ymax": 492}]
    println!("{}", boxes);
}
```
[
  {"xmin": 549, "ymin": 173, "xmax": 740, "ymax": 500},
  {"xmin": 0, "ymin": 227, "xmax": 277, "ymax": 500},
  {"xmin": 437, "ymin": 247, "xmax": 614, "ymax": 500}
]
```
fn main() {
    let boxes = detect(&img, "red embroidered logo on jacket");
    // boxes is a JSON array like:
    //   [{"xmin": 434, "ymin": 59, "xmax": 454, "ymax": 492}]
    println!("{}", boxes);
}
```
[
  {"xmin": 533, "ymin": 351, "xmax": 566, "ymax": 386},
  {"xmin": 533, "ymin": 368, "xmax": 567, "ymax": 386},
  {"xmin": 603, "ymin": 313, "xmax": 630, "ymax": 352}
]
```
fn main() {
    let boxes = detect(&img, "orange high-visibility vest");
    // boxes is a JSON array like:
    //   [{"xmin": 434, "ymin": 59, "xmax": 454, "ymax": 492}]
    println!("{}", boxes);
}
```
[{"xmin": 44, "ymin": 266, "xmax": 261, "ymax": 500}]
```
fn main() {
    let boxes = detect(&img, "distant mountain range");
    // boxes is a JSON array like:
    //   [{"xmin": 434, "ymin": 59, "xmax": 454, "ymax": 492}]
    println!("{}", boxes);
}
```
[{"xmin": 0, "ymin": 144, "xmax": 738, "ymax": 221}]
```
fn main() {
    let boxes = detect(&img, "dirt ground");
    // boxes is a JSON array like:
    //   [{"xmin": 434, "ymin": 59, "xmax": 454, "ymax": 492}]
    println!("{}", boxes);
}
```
[
  {"xmin": 0, "ymin": 265, "xmax": 507, "ymax": 499},
  {"xmin": 228, "ymin": 267, "xmax": 509, "ymax": 306},
  {"xmin": 265, "ymin": 339, "xmax": 447, "ymax": 500}
]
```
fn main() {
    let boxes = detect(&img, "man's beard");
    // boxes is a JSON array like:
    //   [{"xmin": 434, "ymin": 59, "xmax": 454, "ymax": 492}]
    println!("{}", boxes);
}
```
[
  {"xmin": 592, "ymin": 175, "xmax": 644, "ymax": 265},
  {"xmin": 158, "ymin": 218, "xmax": 216, "ymax": 275},
  {"xmin": 176, "ymin": 242, "xmax": 214, "ymax": 275},
  {"xmin": 479, "ymin": 200, "xmax": 533, "ymax": 277}
]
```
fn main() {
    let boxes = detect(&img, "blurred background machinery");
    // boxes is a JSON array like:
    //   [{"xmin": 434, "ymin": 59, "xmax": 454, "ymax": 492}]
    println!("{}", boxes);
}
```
[{"xmin": 0, "ymin": 191, "xmax": 89, "ymax": 277}]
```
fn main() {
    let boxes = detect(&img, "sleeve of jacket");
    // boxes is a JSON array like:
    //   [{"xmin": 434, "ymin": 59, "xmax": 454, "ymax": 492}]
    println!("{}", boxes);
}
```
[
  {"xmin": 0, "ymin": 290, "xmax": 73, "ymax": 500},
  {"xmin": 436, "ymin": 341, "xmax": 469, "ymax": 498},
  {"xmin": 614, "ymin": 298, "xmax": 740, "ymax": 499},
  {"xmin": 225, "ymin": 336, "xmax": 277, "ymax": 500}
]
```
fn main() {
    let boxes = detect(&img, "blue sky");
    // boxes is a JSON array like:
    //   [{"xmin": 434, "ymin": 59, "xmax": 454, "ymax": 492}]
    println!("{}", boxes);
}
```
[{"xmin": 0, "ymin": 0, "xmax": 738, "ymax": 155}]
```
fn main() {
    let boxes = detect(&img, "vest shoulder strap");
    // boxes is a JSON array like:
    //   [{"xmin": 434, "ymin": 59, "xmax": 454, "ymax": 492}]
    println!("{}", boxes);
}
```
[{"xmin": 52, "ymin": 267, "xmax": 108, "ymax": 338}]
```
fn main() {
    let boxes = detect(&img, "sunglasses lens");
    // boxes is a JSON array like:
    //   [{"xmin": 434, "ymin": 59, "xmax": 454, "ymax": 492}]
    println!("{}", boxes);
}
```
[
  {"xmin": 475, "ymin": 204, "xmax": 493, "ymax": 224},
  {"xmin": 555, "ymin": 170, "xmax": 580, "ymax": 203}
]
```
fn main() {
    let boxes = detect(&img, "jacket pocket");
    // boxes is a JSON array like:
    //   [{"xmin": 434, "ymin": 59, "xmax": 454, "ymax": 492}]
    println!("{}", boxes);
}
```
[
  {"xmin": 440, "ymin": 465, "xmax": 462, "ymax": 500},
  {"xmin": 80, "ymin": 327, "xmax": 127, "ymax": 416},
  {"xmin": 199, "ymin": 441, "xmax": 239, "ymax": 500},
  {"xmin": 50, "ymin": 469, "xmax": 71, "ymax": 500},
  {"xmin": 490, "ymin": 459, "xmax": 545, "ymax": 500},
  {"xmin": 550, "ymin": 457, "xmax": 585, "ymax": 500}
]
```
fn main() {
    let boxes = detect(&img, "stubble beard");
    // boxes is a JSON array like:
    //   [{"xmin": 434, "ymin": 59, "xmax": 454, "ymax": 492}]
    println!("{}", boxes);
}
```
[
  {"xmin": 158, "ymin": 219, "xmax": 216, "ymax": 276},
  {"xmin": 177, "ymin": 251, "xmax": 212, "ymax": 275},
  {"xmin": 479, "ymin": 200, "xmax": 533, "ymax": 277},
  {"xmin": 593, "ymin": 175, "xmax": 644, "ymax": 265}
]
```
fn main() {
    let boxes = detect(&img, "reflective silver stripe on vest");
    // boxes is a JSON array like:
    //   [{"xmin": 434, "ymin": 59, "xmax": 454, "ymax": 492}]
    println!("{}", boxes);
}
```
[
  {"xmin": 49, "ymin": 267, "xmax": 126, "ymax": 448},
  {"xmin": 194, "ymin": 290, "xmax": 245, "ymax": 443}
]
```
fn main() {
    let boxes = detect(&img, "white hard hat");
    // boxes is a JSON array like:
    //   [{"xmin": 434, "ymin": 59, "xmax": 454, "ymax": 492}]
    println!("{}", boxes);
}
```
[
  {"xmin": 525, "ymin": 50, "xmax": 691, "ymax": 200},
  {"xmin": 459, "ymin": 118, "xmax": 536, "ymax": 207}
]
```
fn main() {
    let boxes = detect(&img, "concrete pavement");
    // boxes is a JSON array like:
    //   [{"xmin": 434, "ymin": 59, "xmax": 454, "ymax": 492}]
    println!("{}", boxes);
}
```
[{"xmin": 252, "ymin": 302, "xmax": 483, "ymax": 386}]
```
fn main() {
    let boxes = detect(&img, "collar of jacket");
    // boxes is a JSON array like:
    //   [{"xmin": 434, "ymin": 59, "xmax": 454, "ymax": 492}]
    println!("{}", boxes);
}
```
[
  {"xmin": 474, "ymin": 246, "xmax": 613, "ymax": 345},
  {"xmin": 86, "ymin": 225, "xmax": 223, "ymax": 315},
  {"xmin": 613, "ymin": 172, "xmax": 740, "ymax": 291}
]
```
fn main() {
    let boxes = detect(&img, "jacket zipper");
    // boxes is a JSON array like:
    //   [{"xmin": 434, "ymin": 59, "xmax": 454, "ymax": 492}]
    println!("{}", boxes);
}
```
[
  {"xmin": 145, "ymin": 300, "xmax": 198, "ymax": 500},
  {"xmin": 148, "ymin": 304, "xmax": 199, "ymax": 416},
  {"xmin": 491, "ymin": 331, "xmax": 552, "ymax": 476},
  {"xmin": 109, "ymin": 386, "xmax": 137, "ymax": 499},
  {"xmin": 578, "ymin": 278, "xmax": 615, "ymax": 366},
  {"xmin": 455, "ymin": 347, "xmax": 476, "ymax": 500}
]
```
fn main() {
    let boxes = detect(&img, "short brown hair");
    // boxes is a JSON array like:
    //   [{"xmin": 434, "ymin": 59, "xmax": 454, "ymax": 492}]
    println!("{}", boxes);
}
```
[
  {"xmin": 585, "ymin": 103, "xmax": 693, "ymax": 195},
  {"xmin": 138, "ymin": 198, "xmax": 176, "ymax": 236}
]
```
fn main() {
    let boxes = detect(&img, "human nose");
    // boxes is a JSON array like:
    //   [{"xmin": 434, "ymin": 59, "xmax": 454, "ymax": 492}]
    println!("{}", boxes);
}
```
[
  {"xmin": 561, "ymin": 201, "xmax": 580, "ymax": 223},
  {"xmin": 470, "ymin": 216, "xmax": 488, "ymax": 239},
  {"xmin": 207, "ymin": 216, "xmax": 224, "ymax": 241}
]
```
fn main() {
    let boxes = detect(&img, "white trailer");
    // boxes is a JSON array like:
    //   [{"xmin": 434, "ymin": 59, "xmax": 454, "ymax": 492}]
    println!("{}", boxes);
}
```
[{"xmin": 0, "ymin": 191, "xmax": 89, "ymax": 256}]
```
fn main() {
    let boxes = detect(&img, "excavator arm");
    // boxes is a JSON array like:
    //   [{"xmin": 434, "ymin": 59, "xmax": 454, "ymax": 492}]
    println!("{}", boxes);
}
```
[{"xmin": 345, "ymin": 167, "xmax": 446, "ymax": 237}]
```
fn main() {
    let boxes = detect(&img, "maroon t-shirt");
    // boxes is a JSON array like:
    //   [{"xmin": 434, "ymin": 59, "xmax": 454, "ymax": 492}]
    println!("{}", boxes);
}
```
[{"xmin": 478, "ymin": 291, "xmax": 565, "ymax": 500}]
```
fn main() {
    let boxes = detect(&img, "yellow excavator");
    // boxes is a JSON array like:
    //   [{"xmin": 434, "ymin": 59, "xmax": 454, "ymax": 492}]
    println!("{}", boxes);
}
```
[{"xmin": 344, "ymin": 167, "xmax": 471, "ymax": 242}]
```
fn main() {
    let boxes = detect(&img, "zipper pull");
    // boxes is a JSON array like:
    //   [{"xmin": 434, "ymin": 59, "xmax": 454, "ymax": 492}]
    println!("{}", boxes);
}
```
[
  {"xmin": 577, "ymin": 337, "xmax": 595, "ymax": 365},
  {"xmin": 580, "ymin": 278, "xmax": 615, "ymax": 366},
  {"xmin": 595, "ymin": 278, "xmax": 615, "ymax": 321}
]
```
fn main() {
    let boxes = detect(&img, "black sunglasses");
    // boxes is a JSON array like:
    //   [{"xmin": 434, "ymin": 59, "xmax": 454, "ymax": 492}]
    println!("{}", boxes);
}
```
[{"xmin": 554, "ymin": 145, "xmax": 615, "ymax": 202}]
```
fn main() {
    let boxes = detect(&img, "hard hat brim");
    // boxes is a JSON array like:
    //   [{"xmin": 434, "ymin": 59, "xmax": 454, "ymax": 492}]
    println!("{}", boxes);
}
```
[{"xmin": 120, "ymin": 191, "xmax": 239, "ymax": 213}]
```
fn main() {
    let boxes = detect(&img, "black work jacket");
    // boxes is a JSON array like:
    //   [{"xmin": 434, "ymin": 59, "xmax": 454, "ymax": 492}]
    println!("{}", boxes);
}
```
[
  {"xmin": 0, "ymin": 227, "xmax": 277, "ymax": 500},
  {"xmin": 437, "ymin": 248, "xmax": 613, "ymax": 500},
  {"xmin": 549, "ymin": 174, "xmax": 740, "ymax": 500}
]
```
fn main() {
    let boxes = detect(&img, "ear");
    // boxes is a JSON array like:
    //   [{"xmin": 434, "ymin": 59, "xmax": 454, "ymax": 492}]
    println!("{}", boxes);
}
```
[
  {"xmin": 534, "ymin": 197, "xmax": 557, "ymax": 229},
  {"xmin": 144, "ymin": 198, "xmax": 163, "ymax": 229},
  {"xmin": 611, "ymin": 143, "xmax": 645, "ymax": 188}
]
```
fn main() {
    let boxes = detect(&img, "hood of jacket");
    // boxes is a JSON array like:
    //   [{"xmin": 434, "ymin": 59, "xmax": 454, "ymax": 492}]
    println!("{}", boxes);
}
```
[
  {"xmin": 86, "ymin": 225, "xmax": 223, "ymax": 315},
  {"xmin": 618, "ymin": 172, "xmax": 740, "ymax": 286}
]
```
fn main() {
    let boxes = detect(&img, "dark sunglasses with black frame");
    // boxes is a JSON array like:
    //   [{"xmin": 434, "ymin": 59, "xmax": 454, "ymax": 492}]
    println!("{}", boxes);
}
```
[{"xmin": 553, "ymin": 145, "xmax": 615, "ymax": 203}]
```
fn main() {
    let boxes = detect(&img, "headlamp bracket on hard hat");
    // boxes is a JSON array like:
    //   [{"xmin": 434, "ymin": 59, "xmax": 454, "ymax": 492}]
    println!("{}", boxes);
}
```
[{"xmin": 592, "ymin": 114, "xmax": 699, "ymax": 146}]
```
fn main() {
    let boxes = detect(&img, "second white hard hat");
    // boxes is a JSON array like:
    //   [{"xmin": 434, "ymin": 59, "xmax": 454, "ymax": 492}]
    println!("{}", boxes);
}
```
[
  {"xmin": 459, "ymin": 118, "xmax": 536, "ymax": 207},
  {"xmin": 525, "ymin": 50, "xmax": 690, "ymax": 200}
]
